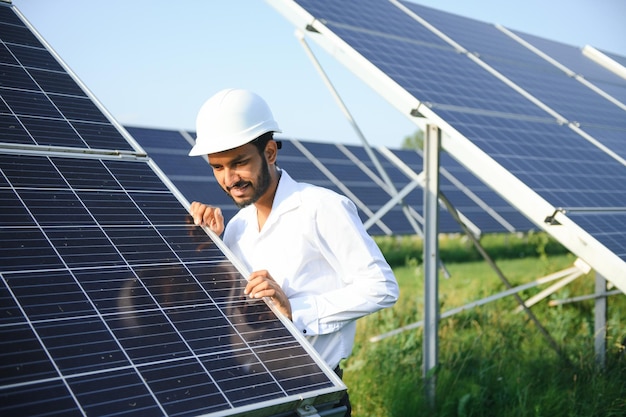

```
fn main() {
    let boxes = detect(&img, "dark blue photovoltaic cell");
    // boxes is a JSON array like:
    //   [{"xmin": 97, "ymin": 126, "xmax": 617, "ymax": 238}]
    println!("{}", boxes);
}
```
[
  {"xmin": 0, "ymin": 154, "xmax": 341, "ymax": 416},
  {"xmin": 0, "ymin": 5, "xmax": 134, "ymax": 151}
]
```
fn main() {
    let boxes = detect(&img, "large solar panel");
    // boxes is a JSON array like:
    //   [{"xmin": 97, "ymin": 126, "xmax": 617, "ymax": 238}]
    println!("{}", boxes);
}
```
[
  {"xmin": 0, "ymin": 3, "xmax": 345, "ymax": 416},
  {"xmin": 267, "ymin": 0, "xmax": 626, "ymax": 290}
]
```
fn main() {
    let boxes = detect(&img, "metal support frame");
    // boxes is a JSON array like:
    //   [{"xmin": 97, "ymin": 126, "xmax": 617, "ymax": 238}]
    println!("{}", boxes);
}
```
[
  {"xmin": 595, "ymin": 274, "xmax": 607, "ymax": 369},
  {"xmin": 513, "ymin": 258, "xmax": 590, "ymax": 313},
  {"xmin": 370, "ymin": 263, "xmax": 588, "ymax": 342},
  {"xmin": 423, "ymin": 124, "xmax": 441, "ymax": 408},
  {"xmin": 294, "ymin": 29, "xmax": 426, "ymax": 237},
  {"xmin": 548, "ymin": 289, "xmax": 621, "ymax": 306}
]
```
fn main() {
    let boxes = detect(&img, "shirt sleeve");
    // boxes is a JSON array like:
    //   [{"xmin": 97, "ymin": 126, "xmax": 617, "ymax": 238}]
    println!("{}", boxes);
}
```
[{"xmin": 290, "ymin": 194, "xmax": 399, "ymax": 335}]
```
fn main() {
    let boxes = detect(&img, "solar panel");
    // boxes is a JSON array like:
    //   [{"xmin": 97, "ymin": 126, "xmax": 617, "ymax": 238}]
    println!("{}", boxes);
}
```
[
  {"xmin": 0, "ymin": 7, "xmax": 135, "ymax": 152},
  {"xmin": 0, "ymin": 153, "xmax": 343, "ymax": 416},
  {"xmin": 400, "ymin": 2, "xmax": 626, "ymax": 161},
  {"xmin": 1, "ymin": 3, "xmax": 345, "ymax": 416},
  {"xmin": 267, "ymin": 0, "xmax": 626, "ymax": 290}
]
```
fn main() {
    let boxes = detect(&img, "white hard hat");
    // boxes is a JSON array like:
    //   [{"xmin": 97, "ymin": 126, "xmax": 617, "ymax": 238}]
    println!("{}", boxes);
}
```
[{"xmin": 188, "ymin": 88, "xmax": 281, "ymax": 156}]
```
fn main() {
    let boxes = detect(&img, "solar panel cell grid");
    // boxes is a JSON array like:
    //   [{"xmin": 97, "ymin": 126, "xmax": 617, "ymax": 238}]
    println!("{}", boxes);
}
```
[
  {"xmin": 0, "ymin": 153, "xmax": 342, "ymax": 416},
  {"xmin": 398, "ymin": 1, "xmax": 626, "ymax": 164},
  {"xmin": 0, "ymin": 8, "xmax": 135, "ymax": 152},
  {"xmin": 512, "ymin": 31, "xmax": 626, "ymax": 104}
]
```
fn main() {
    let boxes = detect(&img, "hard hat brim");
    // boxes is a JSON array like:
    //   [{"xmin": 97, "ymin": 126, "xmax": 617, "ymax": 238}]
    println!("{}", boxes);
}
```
[{"xmin": 188, "ymin": 127, "xmax": 282, "ymax": 156}]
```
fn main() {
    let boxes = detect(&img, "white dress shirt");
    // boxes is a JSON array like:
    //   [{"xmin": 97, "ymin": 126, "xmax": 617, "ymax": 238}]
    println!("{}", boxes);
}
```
[{"xmin": 223, "ymin": 170, "xmax": 399, "ymax": 369}]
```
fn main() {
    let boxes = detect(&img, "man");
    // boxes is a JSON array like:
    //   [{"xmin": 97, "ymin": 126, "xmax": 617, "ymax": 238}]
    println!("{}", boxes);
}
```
[{"xmin": 189, "ymin": 88, "xmax": 399, "ymax": 416}]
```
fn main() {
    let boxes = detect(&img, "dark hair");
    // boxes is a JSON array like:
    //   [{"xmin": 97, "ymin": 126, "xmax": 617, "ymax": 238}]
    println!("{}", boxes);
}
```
[{"xmin": 251, "ymin": 132, "xmax": 282, "ymax": 154}]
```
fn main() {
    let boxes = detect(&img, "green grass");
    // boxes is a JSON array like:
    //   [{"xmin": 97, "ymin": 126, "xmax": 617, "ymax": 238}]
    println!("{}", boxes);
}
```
[{"xmin": 342, "ymin": 252, "xmax": 626, "ymax": 416}]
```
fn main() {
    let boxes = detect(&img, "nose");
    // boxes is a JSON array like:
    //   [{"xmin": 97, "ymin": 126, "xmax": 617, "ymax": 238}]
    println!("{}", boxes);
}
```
[{"xmin": 223, "ymin": 167, "xmax": 240, "ymax": 188}]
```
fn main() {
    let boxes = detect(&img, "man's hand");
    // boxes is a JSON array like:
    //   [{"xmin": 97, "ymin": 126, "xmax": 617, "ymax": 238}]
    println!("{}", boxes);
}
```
[
  {"xmin": 245, "ymin": 270, "xmax": 292, "ymax": 320},
  {"xmin": 190, "ymin": 201, "xmax": 225, "ymax": 235}
]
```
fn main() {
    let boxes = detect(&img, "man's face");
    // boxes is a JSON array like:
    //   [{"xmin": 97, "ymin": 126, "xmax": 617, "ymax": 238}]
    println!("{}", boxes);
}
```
[{"xmin": 207, "ymin": 143, "xmax": 271, "ymax": 208}]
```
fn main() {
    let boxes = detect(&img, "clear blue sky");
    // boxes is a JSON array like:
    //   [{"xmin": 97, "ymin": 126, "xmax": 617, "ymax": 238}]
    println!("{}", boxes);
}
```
[{"xmin": 12, "ymin": 0, "xmax": 626, "ymax": 148}]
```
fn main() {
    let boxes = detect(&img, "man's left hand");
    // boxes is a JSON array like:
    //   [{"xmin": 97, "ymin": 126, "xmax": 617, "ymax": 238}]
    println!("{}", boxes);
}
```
[{"xmin": 244, "ymin": 270, "xmax": 292, "ymax": 320}]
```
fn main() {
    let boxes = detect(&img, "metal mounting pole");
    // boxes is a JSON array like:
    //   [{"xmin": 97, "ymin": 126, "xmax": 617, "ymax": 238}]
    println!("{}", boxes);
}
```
[
  {"xmin": 423, "ymin": 124, "xmax": 440, "ymax": 408},
  {"xmin": 594, "ymin": 273, "xmax": 607, "ymax": 369}
]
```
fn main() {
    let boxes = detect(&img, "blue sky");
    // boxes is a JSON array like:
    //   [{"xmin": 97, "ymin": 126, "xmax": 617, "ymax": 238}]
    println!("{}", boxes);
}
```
[{"xmin": 12, "ymin": 0, "xmax": 626, "ymax": 148}]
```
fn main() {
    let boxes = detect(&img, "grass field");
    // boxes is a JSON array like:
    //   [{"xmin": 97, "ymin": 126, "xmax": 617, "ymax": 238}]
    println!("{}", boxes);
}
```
[{"xmin": 342, "ymin": 252, "xmax": 626, "ymax": 416}]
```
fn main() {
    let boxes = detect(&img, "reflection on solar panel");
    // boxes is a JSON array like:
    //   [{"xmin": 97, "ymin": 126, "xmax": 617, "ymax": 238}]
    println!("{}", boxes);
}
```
[
  {"xmin": 0, "ymin": 3, "xmax": 344, "ymax": 416},
  {"xmin": 267, "ymin": 0, "xmax": 626, "ymax": 290}
]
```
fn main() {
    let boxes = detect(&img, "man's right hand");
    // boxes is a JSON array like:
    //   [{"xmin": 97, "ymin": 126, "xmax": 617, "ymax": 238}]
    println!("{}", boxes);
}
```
[{"xmin": 190, "ymin": 201, "xmax": 225, "ymax": 235}]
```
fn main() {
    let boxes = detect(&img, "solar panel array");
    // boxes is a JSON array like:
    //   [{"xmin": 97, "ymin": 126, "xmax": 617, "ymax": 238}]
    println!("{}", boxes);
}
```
[
  {"xmin": 267, "ymin": 0, "xmax": 626, "ymax": 289},
  {"xmin": 0, "ymin": 3, "xmax": 344, "ymax": 416},
  {"xmin": 126, "ymin": 126, "xmax": 535, "ymax": 237}
]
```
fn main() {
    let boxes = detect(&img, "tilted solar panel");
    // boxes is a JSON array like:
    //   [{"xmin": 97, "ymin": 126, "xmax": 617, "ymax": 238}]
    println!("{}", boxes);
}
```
[
  {"xmin": 267, "ymin": 0, "xmax": 626, "ymax": 289},
  {"xmin": 0, "ymin": 3, "xmax": 345, "ymax": 416},
  {"xmin": 0, "ymin": 153, "xmax": 344, "ymax": 416},
  {"xmin": 0, "ymin": 153, "xmax": 343, "ymax": 416},
  {"xmin": 401, "ymin": 2, "xmax": 626, "ymax": 162}
]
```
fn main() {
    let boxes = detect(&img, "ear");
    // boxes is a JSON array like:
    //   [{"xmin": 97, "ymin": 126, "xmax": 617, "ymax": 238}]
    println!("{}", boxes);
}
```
[{"xmin": 265, "ymin": 139, "xmax": 278, "ymax": 165}]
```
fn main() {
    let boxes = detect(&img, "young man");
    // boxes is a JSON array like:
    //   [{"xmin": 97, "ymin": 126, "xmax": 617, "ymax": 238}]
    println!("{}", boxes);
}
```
[{"xmin": 189, "ymin": 88, "xmax": 399, "ymax": 416}]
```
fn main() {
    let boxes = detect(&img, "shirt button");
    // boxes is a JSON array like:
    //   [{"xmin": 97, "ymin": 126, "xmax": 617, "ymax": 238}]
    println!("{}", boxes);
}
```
[{"xmin": 303, "ymin": 329, "xmax": 307, "ymax": 334}]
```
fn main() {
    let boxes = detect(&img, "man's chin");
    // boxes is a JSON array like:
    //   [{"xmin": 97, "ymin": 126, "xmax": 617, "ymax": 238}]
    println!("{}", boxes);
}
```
[{"xmin": 232, "ymin": 196, "xmax": 255, "ymax": 209}]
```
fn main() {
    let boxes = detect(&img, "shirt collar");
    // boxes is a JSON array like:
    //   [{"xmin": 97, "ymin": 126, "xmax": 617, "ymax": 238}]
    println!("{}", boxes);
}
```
[{"xmin": 262, "ymin": 169, "xmax": 301, "ymax": 230}]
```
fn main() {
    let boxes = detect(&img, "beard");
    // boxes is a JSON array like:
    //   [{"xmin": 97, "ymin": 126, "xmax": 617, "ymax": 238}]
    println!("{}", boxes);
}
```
[{"xmin": 226, "ymin": 156, "xmax": 272, "ymax": 208}]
